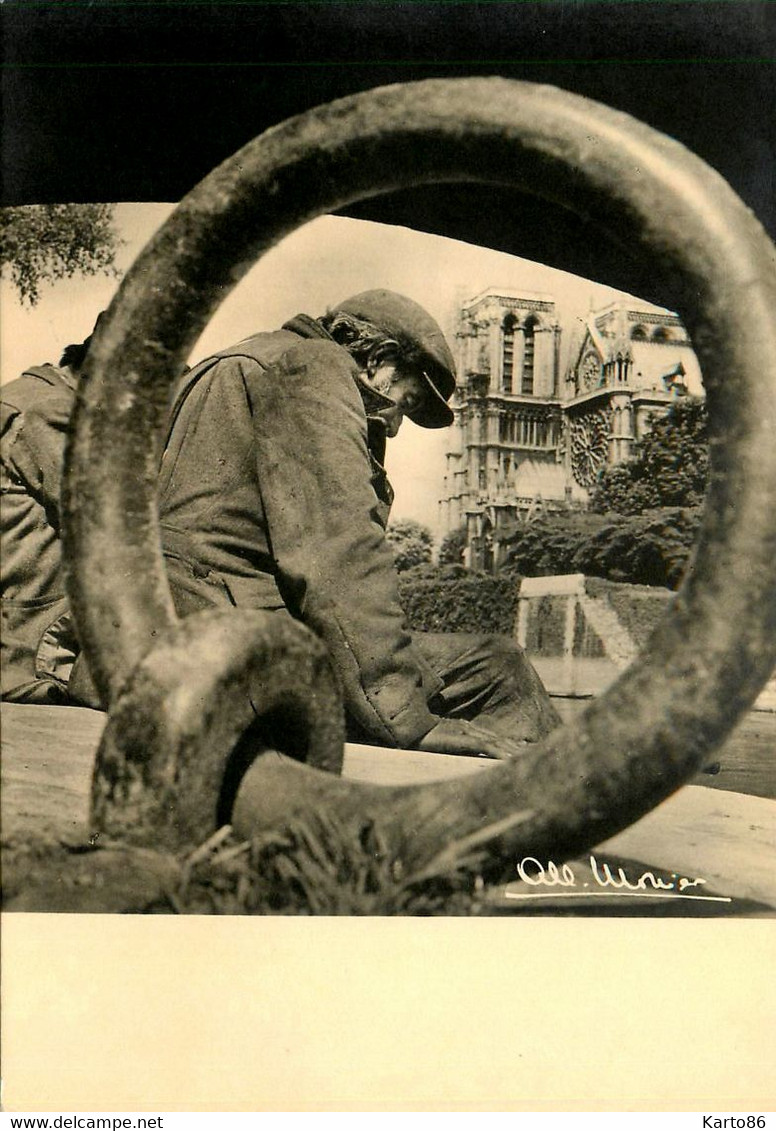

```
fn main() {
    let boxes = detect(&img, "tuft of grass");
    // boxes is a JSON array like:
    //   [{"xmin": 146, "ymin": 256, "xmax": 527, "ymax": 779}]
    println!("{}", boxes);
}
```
[
  {"xmin": 167, "ymin": 813, "xmax": 498, "ymax": 916},
  {"xmin": 4, "ymin": 804, "xmax": 532, "ymax": 914}
]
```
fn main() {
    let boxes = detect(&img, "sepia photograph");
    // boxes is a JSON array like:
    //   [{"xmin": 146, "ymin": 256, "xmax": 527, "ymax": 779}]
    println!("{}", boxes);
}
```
[{"xmin": 1, "ymin": 0, "xmax": 774, "ymax": 1114}]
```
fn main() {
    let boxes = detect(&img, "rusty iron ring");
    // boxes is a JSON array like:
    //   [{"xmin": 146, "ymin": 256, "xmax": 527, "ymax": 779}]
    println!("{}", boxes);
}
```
[{"xmin": 63, "ymin": 78, "xmax": 776, "ymax": 867}]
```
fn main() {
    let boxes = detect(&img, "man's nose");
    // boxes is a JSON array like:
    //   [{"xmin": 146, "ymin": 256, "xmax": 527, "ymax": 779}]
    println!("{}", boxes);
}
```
[{"xmin": 384, "ymin": 408, "xmax": 403, "ymax": 438}]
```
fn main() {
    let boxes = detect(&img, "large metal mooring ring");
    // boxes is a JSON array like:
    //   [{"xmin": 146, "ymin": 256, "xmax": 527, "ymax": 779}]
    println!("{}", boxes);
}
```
[
  {"xmin": 63, "ymin": 78, "xmax": 776, "ymax": 868},
  {"xmin": 91, "ymin": 609, "xmax": 345, "ymax": 849}
]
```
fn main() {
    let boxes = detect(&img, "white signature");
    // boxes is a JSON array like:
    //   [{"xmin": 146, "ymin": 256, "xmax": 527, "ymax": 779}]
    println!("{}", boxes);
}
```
[{"xmin": 505, "ymin": 855, "xmax": 732, "ymax": 903}]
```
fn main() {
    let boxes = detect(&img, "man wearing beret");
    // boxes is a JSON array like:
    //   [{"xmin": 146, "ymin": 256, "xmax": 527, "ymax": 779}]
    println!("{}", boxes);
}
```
[{"xmin": 156, "ymin": 289, "xmax": 560, "ymax": 759}]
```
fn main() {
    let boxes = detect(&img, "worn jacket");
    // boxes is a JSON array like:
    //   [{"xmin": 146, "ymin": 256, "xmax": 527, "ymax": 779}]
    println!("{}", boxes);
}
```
[
  {"xmin": 1, "ymin": 365, "xmax": 79, "ymax": 702},
  {"xmin": 158, "ymin": 315, "xmax": 442, "ymax": 747}
]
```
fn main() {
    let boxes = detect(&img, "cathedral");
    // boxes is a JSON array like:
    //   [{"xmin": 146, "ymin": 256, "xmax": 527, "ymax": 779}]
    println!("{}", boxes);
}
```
[{"xmin": 439, "ymin": 287, "xmax": 704, "ymax": 571}]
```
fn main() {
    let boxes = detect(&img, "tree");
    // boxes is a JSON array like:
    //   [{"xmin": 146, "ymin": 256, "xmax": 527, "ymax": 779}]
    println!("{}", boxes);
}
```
[
  {"xmin": 500, "ymin": 508, "xmax": 700, "ymax": 589},
  {"xmin": 501, "ymin": 512, "xmax": 606, "ymax": 579},
  {"xmin": 438, "ymin": 525, "xmax": 467, "ymax": 566},
  {"xmin": 0, "ymin": 204, "xmax": 123, "ymax": 305},
  {"xmin": 385, "ymin": 519, "xmax": 434, "ymax": 572},
  {"xmin": 591, "ymin": 396, "xmax": 708, "ymax": 515},
  {"xmin": 498, "ymin": 397, "xmax": 710, "ymax": 588}
]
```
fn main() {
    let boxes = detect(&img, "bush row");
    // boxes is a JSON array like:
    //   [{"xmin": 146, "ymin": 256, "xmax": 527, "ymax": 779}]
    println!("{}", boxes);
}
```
[
  {"xmin": 584, "ymin": 576, "xmax": 673, "ymax": 644},
  {"xmin": 397, "ymin": 567, "xmax": 674, "ymax": 648},
  {"xmin": 397, "ymin": 565, "xmax": 520, "ymax": 635},
  {"xmin": 501, "ymin": 507, "xmax": 701, "ymax": 589}
]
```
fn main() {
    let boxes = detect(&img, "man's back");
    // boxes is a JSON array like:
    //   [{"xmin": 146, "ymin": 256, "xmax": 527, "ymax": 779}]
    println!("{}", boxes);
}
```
[{"xmin": 1, "ymin": 364, "xmax": 79, "ymax": 701}]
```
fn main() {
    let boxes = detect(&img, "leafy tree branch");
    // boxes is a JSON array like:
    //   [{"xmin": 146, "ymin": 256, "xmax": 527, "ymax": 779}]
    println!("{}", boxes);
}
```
[{"xmin": 0, "ymin": 204, "xmax": 123, "ymax": 306}]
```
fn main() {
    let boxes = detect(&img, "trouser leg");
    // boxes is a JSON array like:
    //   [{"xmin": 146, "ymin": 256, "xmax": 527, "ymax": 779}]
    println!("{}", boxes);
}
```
[
  {"xmin": 67, "ymin": 651, "xmax": 104, "ymax": 709},
  {"xmin": 414, "ymin": 631, "xmax": 562, "ymax": 743}
]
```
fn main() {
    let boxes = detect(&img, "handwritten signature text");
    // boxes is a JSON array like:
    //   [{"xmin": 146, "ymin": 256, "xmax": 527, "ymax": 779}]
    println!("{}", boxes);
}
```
[{"xmin": 506, "ymin": 855, "xmax": 731, "ymax": 903}]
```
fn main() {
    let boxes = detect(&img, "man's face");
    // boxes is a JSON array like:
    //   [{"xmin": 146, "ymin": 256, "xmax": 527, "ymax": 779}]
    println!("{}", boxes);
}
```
[{"xmin": 366, "ymin": 363, "xmax": 428, "ymax": 438}]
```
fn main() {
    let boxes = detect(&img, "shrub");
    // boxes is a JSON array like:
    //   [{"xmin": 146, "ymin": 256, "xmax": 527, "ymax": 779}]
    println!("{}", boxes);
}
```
[
  {"xmin": 501, "ymin": 508, "xmax": 701, "ymax": 589},
  {"xmin": 585, "ymin": 577, "xmax": 673, "ymax": 643},
  {"xmin": 385, "ymin": 519, "xmax": 434, "ymax": 572},
  {"xmin": 591, "ymin": 397, "xmax": 709, "ymax": 514},
  {"xmin": 397, "ymin": 566, "xmax": 520, "ymax": 634},
  {"xmin": 438, "ymin": 525, "xmax": 467, "ymax": 566}
]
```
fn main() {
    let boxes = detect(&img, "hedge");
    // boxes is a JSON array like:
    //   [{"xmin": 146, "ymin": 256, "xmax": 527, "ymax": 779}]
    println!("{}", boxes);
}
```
[
  {"xmin": 501, "ymin": 507, "xmax": 702, "ymax": 589},
  {"xmin": 397, "ymin": 567, "xmax": 674, "ymax": 653},
  {"xmin": 397, "ymin": 566, "xmax": 520, "ymax": 634},
  {"xmin": 584, "ymin": 576, "xmax": 673, "ymax": 644},
  {"xmin": 519, "ymin": 595, "xmax": 605, "ymax": 657}
]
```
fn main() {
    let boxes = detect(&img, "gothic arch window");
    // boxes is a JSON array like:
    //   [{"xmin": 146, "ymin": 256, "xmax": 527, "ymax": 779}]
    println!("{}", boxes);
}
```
[
  {"xmin": 502, "ymin": 313, "xmax": 517, "ymax": 392},
  {"xmin": 652, "ymin": 326, "xmax": 671, "ymax": 342},
  {"xmin": 631, "ymin": 324, "xmax": 648, "ymax": 340},
  {"xmin": 522, "ymin": 315, "xmax": 538, "ymax": 395}
]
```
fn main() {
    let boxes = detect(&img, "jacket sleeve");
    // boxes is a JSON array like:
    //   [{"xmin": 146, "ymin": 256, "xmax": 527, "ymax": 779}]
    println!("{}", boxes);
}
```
[
  {"xmin": 1, "ymin": 391, "xmax": 73, "ymax": 530},
  {"xmin": 245, "ymin": 339, "xmax": 441, "ymax": 748}
]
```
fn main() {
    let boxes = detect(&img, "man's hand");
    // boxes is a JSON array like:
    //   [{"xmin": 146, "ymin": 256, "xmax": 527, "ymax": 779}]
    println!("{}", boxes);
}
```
[{"xmin": 416, "ymin": 718, "xmax": 530, "ymax": 761}]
